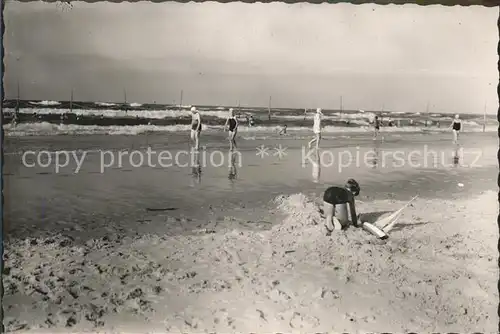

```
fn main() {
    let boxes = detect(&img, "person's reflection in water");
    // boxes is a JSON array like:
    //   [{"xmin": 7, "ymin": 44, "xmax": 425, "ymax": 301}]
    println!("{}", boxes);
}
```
[
  {"xmin": 312, "ymin": 150, "xmax": 321, "ymax": 183},
  {"xmin": 369, "ymin": 143, "xmax": 380, "ymax": 168},
  {"xmin": 190, "ymin": 150, "xmax": 202, "ymax": 186},
  {"xmin": 228, "ymin": 151, "xmax": 238, "ymax": 182},
  {"xmin": 452, "ymin": 147, "xmax": 460, "ymax": 167}
]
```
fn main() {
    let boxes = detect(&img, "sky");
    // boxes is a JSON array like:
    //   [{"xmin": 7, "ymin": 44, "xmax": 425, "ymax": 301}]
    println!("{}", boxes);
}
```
[{"xmin": 3, "ymin": 1, "xmax": 499, "ymax": 113}]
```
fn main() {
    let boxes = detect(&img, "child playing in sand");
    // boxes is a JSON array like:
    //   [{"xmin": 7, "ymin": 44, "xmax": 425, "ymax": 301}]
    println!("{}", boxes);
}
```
[
  {"xmin": 224, "ymin": 108, "xmax": 238, "ymax": 151},
  {"xmin": 308, "ymin": 108, "xmax": 322, "ymax": 150},
  {"xmin": 279, "ymin": 124, "xmax": 287, "ymax": 135},
  {"xmin": 190, "ymin": 107, "xmax": 202, "ymax": 150},
  {"xmin": 322, "ymin": 179, "xmax": 360, "ymax": 236},
  {"xmin": 450, "ymin": 114, "xmax": 462, "ymax": 144}
]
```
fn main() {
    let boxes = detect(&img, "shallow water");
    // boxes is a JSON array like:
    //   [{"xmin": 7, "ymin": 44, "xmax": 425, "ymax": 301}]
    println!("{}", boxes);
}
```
[{"xmin": 4, "ymin": 131, "xmax": 497, "ymax": 241}]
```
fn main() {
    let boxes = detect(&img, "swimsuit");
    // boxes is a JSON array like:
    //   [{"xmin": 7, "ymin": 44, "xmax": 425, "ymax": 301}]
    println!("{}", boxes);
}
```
[
  {"xmin": 323, "ymin": 186, "xmax": 355, "ymax": 205},
  {"xmin": 375, "ymin": 120, "xmax": 380, "ymax": 130},
  {"xmin": 228, "ymin": 118, "xmax": 237, "ymax": 132},
  {"xmin": 191, "ymin": 115, "xmax": 201, "ymax": 132},
  {"xmin": 191, "ymin": 122, "xmax": 201, "ymax": 131},
  {"xmin": 452, "ymin": 121, "xmax": 461, "ymax": 131}
]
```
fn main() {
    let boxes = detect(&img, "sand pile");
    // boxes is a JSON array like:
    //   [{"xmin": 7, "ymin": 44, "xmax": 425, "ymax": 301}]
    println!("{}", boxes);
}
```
[{"xmin": 4, "ymin": 191, "xmax": 497, "ymax": 333}]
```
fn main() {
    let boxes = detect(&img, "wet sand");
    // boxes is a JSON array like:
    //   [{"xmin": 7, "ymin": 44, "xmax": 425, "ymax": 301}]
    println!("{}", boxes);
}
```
[
  {"xmin": 3, "ymin": 131, "xmax": 498, "ymax": 332},
  {"xmin": 4, "ymin": 131, "xmax": 496, "ymax": 239}
]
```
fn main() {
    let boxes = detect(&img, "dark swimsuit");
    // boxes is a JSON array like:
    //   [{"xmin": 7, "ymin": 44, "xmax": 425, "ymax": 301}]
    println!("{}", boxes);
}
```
[
  {"xmin": 192, "ymin": 121, "xmax": 201, "ymax": 132},
  {"xmin": 375, "ymin": 120, "xmax": 380, "ymax": 130},
  {"xmin": 323, "ymin": 186, "xmax": 359, "ymax": 226},
  {"xmin": 452, "ymin": 121, "xmax": 461, "ymax": 131},
  {"xmin": 228, "ymin": 118, "xmax": 237, "ymax": 132},
  {"xmin": 323, "ymin": 186, "xmax": 354, "ymax": 205}
]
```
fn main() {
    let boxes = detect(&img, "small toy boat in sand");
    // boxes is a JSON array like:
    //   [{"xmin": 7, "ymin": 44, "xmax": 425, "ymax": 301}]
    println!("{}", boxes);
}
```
[
  {"xmin": 362, "ymin": 221, "xmax": 388, "ymax": 239},
  {"xmin": 360, "ymin": 195, "xmax": 419, "ymax": 239}
]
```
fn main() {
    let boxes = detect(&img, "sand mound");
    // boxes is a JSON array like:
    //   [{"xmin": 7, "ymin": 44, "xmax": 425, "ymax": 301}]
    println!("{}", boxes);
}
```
[{"xmin": 4, "ymin": 191, "xmax": 497, "ymax": 333}]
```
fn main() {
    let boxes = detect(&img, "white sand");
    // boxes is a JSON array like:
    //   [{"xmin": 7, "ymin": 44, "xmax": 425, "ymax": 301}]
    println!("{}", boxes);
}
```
[{"xmin": 4, "ymin": 190, "xmax": 498, "ymax": 333}]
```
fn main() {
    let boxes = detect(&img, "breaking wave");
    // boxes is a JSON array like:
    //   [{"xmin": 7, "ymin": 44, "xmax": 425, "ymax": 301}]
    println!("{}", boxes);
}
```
[
  {"xmin": 28, "ymin": 101, "xmax": 61, "ymax": 106},
  {"xmin": 3, "ymin": 121, "xmax": 495, "ymax": 137}
]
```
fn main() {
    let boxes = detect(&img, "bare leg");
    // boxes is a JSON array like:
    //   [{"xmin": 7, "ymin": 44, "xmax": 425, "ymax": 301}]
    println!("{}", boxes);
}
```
[
  {"xmin": 335, "ymin": 203, "xmax": 349, "ymax": 228},
  {"xmin": 228, "ymin": 133, "xmax": 234, "ymax": 151},
  {"xmin": 315, "ymin": 133, "xmax": 321, "ymax": 150},
  {"xmin": 194, "ymin": 132, "xmax": 200, "ymax": 151},
  {"xmin": 324, "ymin": 201, "xmax": 334, "ymax": 232},
  {"xmin": 308, "ymin": 134, "xmax": 320, "ymax": 149},
  {"xmin": 229, "ymin": 131, "xmax": 237, "ymax": 150},
  {"xmin": 454, "ymin": 130, "xmax": 459, "ymax": 145},
  {"xmin": 308, "ymin": 137, "xmax": 316, "ymax": 149},
  {"xmin": 323, "ymin": 201, "xmax": 342, "ymax": 234},
  {"xmin": 190, "ymin": 130, "xmax": 195, "ymax": 149}
]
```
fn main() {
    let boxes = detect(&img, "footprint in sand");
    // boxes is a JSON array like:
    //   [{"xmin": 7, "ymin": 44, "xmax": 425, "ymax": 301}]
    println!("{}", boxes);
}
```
[
  {"xmin": 213, "ymin": 309, "xmax": 235, "ymax": 328},
  {"xmin": 183, "ymin": 317, "xmax": 201, "ymax": 330},
  {"xmin": 361, "ymin": 314, "xmax": 377, "ymax": 323},
  {"xmin": 289, "ymin": 312, "xmax": 320, "ymax": 329},
  {"xmin": 6, "ymin": 319, "xmax": 29, "ymax": 332},
  {"xmin": 238, "ymin": 220, "xmax": 273, "ymax": 231},
  {"xmin": 269, "ymin": 288, "xmax": 292, "ymax": 302},
  {"xmin": 312, "ymin": 287, "xmax": 340, "ymax": 300}
]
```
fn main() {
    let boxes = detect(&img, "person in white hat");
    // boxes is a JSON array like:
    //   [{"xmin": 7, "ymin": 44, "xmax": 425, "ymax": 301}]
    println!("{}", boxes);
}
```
[
  {"xmin": 190, "ymin": 106, "xmax": 202, "ymax": 150},
  {"xmin": 450, "ymin": 114, "xmax": 462, "ymax": 145},
  {"xmin": 308, "ymin": 108, "xmax": 323, "ymax": 150}
]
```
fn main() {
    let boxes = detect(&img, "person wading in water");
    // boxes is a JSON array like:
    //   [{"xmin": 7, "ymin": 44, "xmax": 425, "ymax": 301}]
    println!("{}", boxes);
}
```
[
  {"xmin": 225, "ymin": 108, "xmax": 239, "ymax": 151},
  {"xmin": 190, "ymin": 107, "xmax": 202, "ymax": 151}
]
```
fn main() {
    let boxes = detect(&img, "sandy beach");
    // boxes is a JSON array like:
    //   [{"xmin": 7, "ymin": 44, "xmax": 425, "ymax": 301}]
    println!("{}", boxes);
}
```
[
  {"xmin": 3, "ymin": 193, "xmax": 498, "ymax": 333},
  {"xmin": 3, "ymin": 129, "xmax": 498, "ymax": 333}
]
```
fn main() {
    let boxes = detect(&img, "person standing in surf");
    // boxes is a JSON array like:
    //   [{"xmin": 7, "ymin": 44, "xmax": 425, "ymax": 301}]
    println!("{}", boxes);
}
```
[
  {"xmin": 373, "ymin": 115, "xmax": 381, "ymax": 140},
  {"xmin": 322, "ymin": 179, "xmax": 361, "ymax": 236},
  {"xmin": 249, "ymin": 115, "xmax": 255, "ymax": 127},
  {"xmin": 225, "ymin": 108, "xmax": 238, "ymax": 151},
  {"xmin": 190, "ymin": 106, "xmax": 202, "ymax": 151},
  {"xmin": 308, "ymin": 108, "xmax": 323, "ymax": 150},
  {"xmin": 12, "ymin": 100, "xmax": 20, "ymax": 126},
  {"xmin": 450, "ymin": 114, "xmax": 462, "ymax": 144}
]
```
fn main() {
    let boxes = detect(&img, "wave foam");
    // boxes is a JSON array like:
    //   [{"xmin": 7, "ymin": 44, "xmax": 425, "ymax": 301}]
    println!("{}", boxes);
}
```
[
  {"xmin": 4, "ymin": 107, "xmax": 489, "ymax": 128},
  {"xmin": 95, "ymin": 102, "xmax": 116, "ymax": 107},
  {"xmin": 3, "ymin": 121, "xmax": 495, "ymax": 137},
  {"xmin": 3, "ymin": 122, "xmax": 193, "ymax": 136},
  {"xmin": 29, "ymin": 101, "xmax": 60, "ymax": 106},
  {"xmin": 6, "ymin": 107, "xmax": 233, "ymax": 120}
]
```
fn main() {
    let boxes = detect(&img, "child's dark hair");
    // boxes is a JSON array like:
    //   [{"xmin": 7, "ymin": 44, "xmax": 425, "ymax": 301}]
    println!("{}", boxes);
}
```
[{"xmin": 345, "ymin": 179, "xmax": 360, "ymax": 196}]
